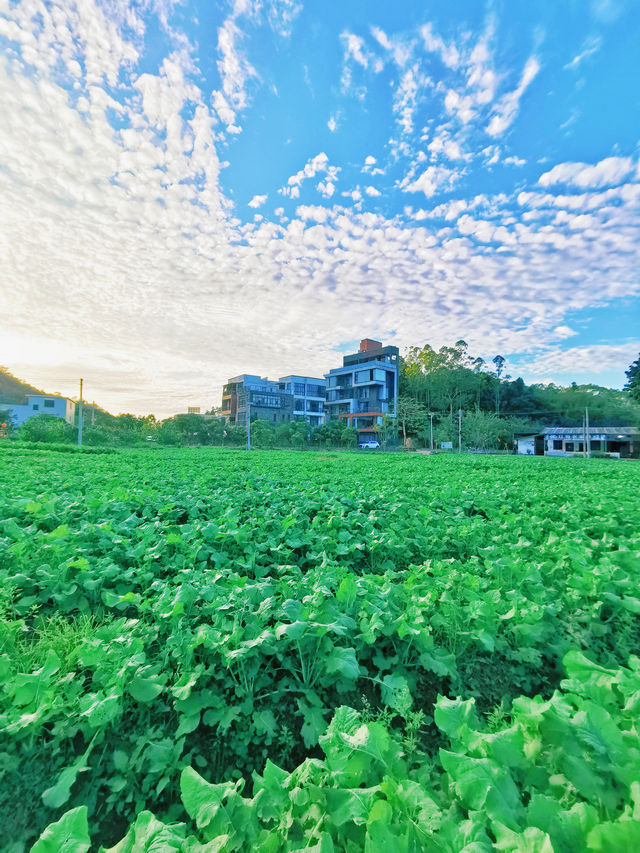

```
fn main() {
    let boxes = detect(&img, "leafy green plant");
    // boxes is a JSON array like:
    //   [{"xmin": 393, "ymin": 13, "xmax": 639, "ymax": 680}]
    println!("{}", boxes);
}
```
[{"xmin": 0, "ymin": 448, "xmax": 638, "ymax": 848}]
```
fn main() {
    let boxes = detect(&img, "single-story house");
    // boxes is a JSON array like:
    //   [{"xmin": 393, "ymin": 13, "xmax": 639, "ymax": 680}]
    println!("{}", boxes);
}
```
[
  {"xmin": 0, "ymin": 394, "xmax": 76, "ymax": 428},
  {"xmin": 515, "ymin": 426, "xmax": 639, "ymax": 458}
]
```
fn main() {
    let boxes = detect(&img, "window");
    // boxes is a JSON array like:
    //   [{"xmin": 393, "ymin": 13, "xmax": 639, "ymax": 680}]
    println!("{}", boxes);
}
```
[
  {"xmin": 553, "ymin": 440, "xmax": 562, "ymax": 450},
  {"xmin": 355, "ymin": 369, "xmax": 370, "ymax": 384},
  {"xmin": 44, "ymin": 399, "xmax": 55, "ymax": 409},
  {"xmin": 294, "ymin": 382, "xmax": 305, "ymax": 395},
  {"xmin": 565, "ymin": 442, "xmax": 574, "ymax": 451},
  {"xmin": 373, "ymin": 368, "xmax": 385, "ymax": 381},
  {"xmin": 590, "ymin": 440, "xmax": 601, "ymax": 450},
  {"xmin": 328, "ymin": 376, "xmax": 337, "ymax": 387},
  {"xmin": 32, "ymin": 404, "xmax": 39, "ymax": 410},
  {"xmin": 251, "ymin": 394, "xmax": 279, "ymax": 408},
  {"xmin": 306, "ymin": 384, "xmax": 325, "ymax": 398},
  {"xmin": 294, "ymin": 398, "xmax": 305, "ymax": 411}
]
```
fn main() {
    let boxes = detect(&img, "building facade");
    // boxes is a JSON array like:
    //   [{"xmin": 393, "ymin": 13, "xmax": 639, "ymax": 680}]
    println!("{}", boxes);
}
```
[
  {"xmin": 221, "ymin": 375, "xmax": 293, "ymax": 426},
  {"xmin": 2, "ymin": 394, "xmax": 76, "ymax": 428},
  {"xmin": 515, "ymin": 426, "xmax": 639, "ymax": 457},
  {"xmin": 278, "ymin": 375, "xmax": 327, "ymax": 426},
  {"xmin": 324, "ymin": 339, "xmax": 399, "ymax": 442}
]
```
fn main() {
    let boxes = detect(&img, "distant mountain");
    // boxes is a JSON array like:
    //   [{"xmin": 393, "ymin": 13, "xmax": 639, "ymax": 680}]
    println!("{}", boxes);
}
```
[{"xmin": 0, "ymin": 367, "xmax": 46, "ymax": 404}]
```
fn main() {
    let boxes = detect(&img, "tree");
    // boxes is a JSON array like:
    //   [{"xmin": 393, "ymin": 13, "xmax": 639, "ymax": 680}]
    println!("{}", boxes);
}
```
[
  {"xmin": 462, "ymin": 408, "xmax": 504, "ymax": 450},
  {"xmin": 250, "ymin": 419, "xmax": 275, "ymax": 448},
  {"xmin": 17, "ymin": 414, "xmax": 75, "ymax": 444},
  {"xmin": 625, "ymin": 353, "xmax": 640, "ymax": 402},
  {"xmin": 492, "ymin": 355, "xmax": 506, "ymax": 411},
  {"xmin": 340, "ymin": 426, "xmax": 358, "ymax": 448},
  {"xmin": 395, "ymin": 395, "xmax": 428, "ymax": 445}
]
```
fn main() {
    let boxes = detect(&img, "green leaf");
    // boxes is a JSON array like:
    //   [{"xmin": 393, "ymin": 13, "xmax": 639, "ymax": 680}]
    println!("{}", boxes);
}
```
[
  {"xmin": 42, "ymin": 741, "xmax": 94, "ymax": 810},
  {"xmin": 325, "ymin": 646, "xmax": 359, "ymax": 681},
  {"xmin": 440, "ymin": 750, "xmax": 523, "ymax": 831},
  {"xmin": 30, "ymin": 806, "xmax": 90, "ymax": 853},
  {"xmin": 380, "ymin": 674, "xmax": 412, "ymax": 713},
  {"xmin": 367, "ymin": 799, "xmax": 392, "ymax": 825},
  {"xmin": 336, "ymin": 575, "xmax": 358, "ymax": 607},
  {"xmin": 128, "ymin": 675, "xmax": 164, "ymax": 703},
  {"xmin": 493, "ymin": 823, "xmax": 554, "ymax": 852},
  {"xmin": 180, "ymin": 767, "xmax": 240, "ymax": 833},
  {"xmin": 324, "ymin": 786, "xmax": 378, "ymax": 826},
  {"xmin": 587, "ymin": 819, "xmax": 640, "ymax": 850},
  {"xmin": 434, "ymin": 695, "xmax": 478, "ymax": 744},
  {"xmin": 98, "ymin": 810, "xmax": 186, "ymax": 853}
]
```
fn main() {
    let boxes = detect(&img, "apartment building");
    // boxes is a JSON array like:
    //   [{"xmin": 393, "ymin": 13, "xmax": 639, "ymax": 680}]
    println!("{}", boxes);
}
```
[
  {"xmin": 324, "ymin": 339, "xmax": 399, "ymax": 442},
  {"xmin": 221, "ymin": 375, "xmax": 293, "ymax": 426},
  {"xmin": 278, "ymin": 375, "xmax": 327, "ymax": 426}
]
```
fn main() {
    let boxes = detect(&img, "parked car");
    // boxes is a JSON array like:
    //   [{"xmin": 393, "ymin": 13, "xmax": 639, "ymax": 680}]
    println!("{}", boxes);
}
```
[{"xmin": 359, "ymin": 440, "xmax": 380, "ymax": 449}]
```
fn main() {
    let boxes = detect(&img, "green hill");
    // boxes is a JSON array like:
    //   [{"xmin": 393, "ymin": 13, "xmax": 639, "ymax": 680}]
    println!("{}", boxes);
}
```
[{"xmin": 0, "ymin": 367, "xmax": 47, "ymax": 404}]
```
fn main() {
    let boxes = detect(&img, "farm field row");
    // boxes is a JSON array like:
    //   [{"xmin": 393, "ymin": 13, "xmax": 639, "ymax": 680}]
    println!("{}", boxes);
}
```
[{"xmin": 1, "ymin": 447, "xmax": 639, "ymax": 851}]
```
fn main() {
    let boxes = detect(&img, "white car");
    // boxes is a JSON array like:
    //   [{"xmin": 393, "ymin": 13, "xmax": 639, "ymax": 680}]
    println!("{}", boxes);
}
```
[{"xmin": 359, "ymin": 440, "xmax": 380, "ymax": 449}]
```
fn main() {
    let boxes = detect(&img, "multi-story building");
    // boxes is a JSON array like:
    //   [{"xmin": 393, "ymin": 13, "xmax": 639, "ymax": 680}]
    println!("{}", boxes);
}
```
[
  {"xmin": 1, "ymin": 394, "xmax": 76, "ymax": 428},
  {"xmin": 221, "ymin": 375, "xmax": 293, "ymax": 426},
  {"xmin": 324, "ymin": 339, "xmax": 399, "ymax": 442},
  {"xmin": 278, "ymin": 375, "xmax": 327, "ymax": 427}
]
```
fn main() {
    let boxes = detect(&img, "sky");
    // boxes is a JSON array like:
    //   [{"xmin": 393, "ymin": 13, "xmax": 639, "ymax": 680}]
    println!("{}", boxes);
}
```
[{"xmin": 0, "ymin": 0, "xmax": 639, "ymax": 417}]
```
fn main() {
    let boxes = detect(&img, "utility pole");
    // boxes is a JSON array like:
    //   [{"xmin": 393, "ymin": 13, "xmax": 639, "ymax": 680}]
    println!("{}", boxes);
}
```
[
  {"xmin": 458, "ymin": 408, "xmax": 462, "ymax": 454},
  {"xmin": 585, "ymin": 406, "xmax": 590, "ymax": 458},
  {"xmin": 429, "ymin": 412, "xmax": 434, "ymax": 451},
  {"xmin": 77, "ymin": 378, "xmax": 83, "ymax": 446}
]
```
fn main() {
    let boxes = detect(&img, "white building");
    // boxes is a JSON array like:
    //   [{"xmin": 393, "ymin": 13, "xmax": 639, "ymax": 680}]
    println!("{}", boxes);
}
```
[
  {"xmin": 2, "ymin": 394, "xmax": 76, "ymax": 428},
  {"xmin": 515, "ymin": 426, "xmax": 639, "ymax": 458}
]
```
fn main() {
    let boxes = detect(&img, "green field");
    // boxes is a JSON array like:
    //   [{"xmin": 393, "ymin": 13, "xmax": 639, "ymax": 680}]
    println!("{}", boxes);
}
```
[{"xmin": 1, "ymin": 447, "xmax": 639, "ymax": 851}]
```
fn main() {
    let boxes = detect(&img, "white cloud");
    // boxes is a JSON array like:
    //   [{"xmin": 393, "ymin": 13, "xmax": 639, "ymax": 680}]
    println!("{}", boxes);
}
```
[
  {"xmin": 317, "ymin": 180, "xmax": 335, "ymax": 198},
  {"xmin": 402, "ymin": 165, "xmax": 459, "ymax": 197},
  {"xmin": 1, "ymin": 1, "xmax": 639, "ymax": 418},
  {"xmin": 521, "ymin": 342, "xmax": 640, "ymax": 377},
  {"xmin": 248, "ymin": 194, "xmax": 267, "ymax": 207},
  {"xmin": 428, "ymin": 133, "xmax": 466, "ymax": 161},
  {"xmin": 487, "ymin": 56, "xmax": 540, "ymax": 137},
  {"xmin": 420, "ymin": 23, "xmax": 461, "ymax": 70},
  {"xmin": 341, "ymin": 31, "xmax": 370, "ymax": 69},
  {"xmin": 365, "ymin": 186, "xmax": 381, "ymax": 197},
  {"xmin": 564, "ymin": 35, "xmax": 602, "ymax": 70},
  {"xmin": 539, "ymin": 156, "xmax": 636, "ymax": 189},
  {"xmin": 327, "ymin": 116, "xmax": 337, "ymax": 132},
  {"xmin": 281, "ymin": 152, "xmax": 340, "ymax": 197},
  {"xmin": 212, "ymin": 15, "xmax": 257, "ymax": 129},
  {"xmin": 265, "ymin": 0, "xmax": 303, "ymax": 38}
]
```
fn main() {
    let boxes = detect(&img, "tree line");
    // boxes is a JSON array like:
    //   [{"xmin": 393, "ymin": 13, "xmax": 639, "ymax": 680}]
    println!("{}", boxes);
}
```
[{"xmin": 2, "ymin": 345, "xmax": 639, "ymax": 451}]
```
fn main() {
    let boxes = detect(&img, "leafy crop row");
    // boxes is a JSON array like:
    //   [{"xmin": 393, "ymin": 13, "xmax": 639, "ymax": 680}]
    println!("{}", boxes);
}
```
[{"xmin": 0, "ymin": 448, "xmax": 638, "ymax": 850}]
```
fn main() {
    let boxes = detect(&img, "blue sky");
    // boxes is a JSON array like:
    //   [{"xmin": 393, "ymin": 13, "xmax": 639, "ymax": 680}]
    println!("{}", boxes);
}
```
[{"xmin": 0, "ymin": 0, "xmax": 638, "ymax": 415}]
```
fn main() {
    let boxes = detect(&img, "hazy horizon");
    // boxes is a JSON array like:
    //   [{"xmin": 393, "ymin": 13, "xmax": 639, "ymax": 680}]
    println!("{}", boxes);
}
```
[{"xmin": 1, "ymin": 0, "xmax": 639, "ymax": 419}]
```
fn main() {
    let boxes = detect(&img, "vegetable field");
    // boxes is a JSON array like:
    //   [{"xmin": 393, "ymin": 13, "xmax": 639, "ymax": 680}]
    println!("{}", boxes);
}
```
[{"xmin": 1, "ymin": 446, "xmax": 639, "ymax": 851}]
